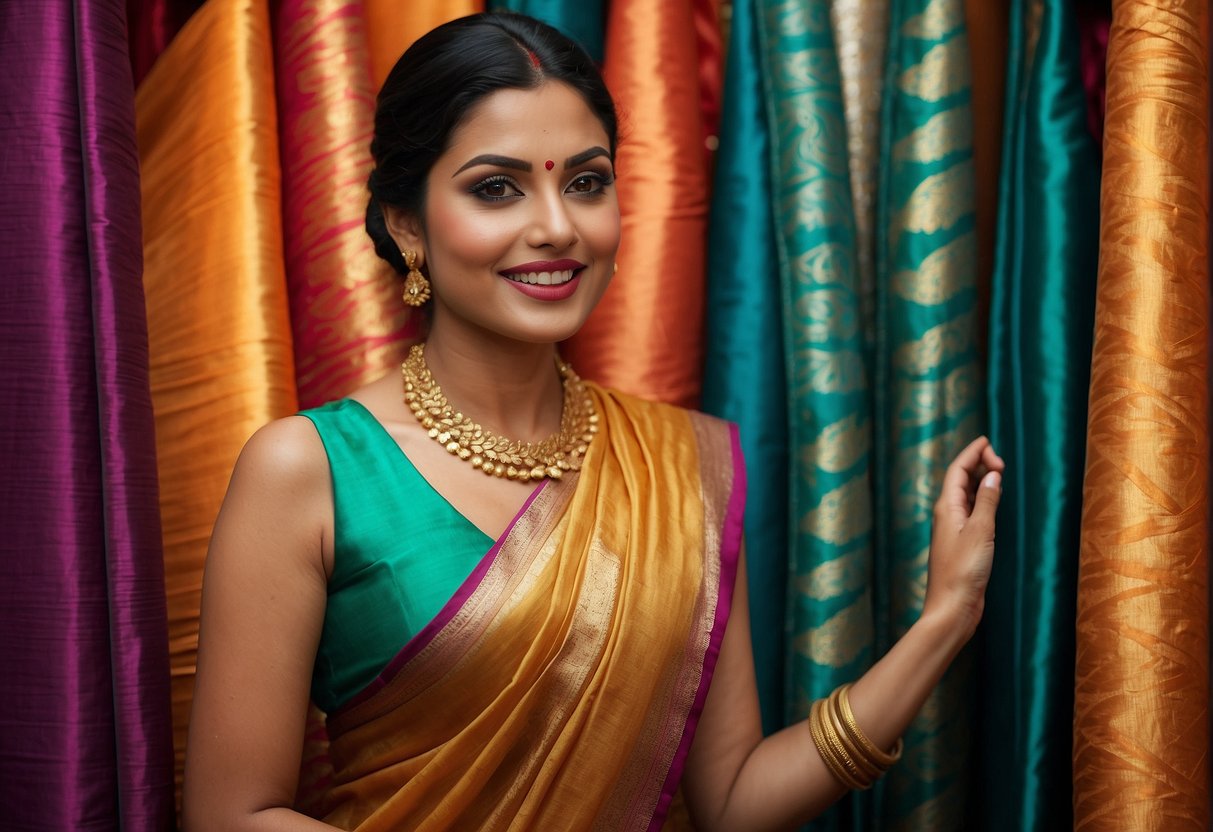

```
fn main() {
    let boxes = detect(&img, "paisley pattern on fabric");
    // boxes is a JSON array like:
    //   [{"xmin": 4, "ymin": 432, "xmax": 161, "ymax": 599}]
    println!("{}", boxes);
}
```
[
  {"xmin": 275, "ymin": 0, "xmax": 417, "ymax": 410},
  {"xmin": 1074, "ymin": 2, "xmax": 1210, "ymax": 829},
  {"xmin": 136, "ymin": 0, "xmax": 299, "ymax": 802},
  {"xmin": 874, "ymin": 0, "xmax": 979, "ymax": 826}
]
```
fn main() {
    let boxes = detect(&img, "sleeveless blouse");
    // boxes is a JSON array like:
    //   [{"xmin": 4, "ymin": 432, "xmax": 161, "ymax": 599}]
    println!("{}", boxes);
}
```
[{"xmin": 299, "ymin": 398, "xmax": 491, "ymax": 713}]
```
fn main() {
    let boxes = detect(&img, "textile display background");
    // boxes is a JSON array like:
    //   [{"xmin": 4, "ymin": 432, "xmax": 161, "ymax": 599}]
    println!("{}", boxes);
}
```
[{"xmin": 2, "ymin": 0, "xmax": 1209, "ymax": 829}]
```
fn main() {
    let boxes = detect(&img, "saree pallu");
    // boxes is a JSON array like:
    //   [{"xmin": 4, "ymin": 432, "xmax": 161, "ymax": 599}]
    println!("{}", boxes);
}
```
[{"xmin": 299, "ymin": 386, "xmax": 746, "ymax": 831}]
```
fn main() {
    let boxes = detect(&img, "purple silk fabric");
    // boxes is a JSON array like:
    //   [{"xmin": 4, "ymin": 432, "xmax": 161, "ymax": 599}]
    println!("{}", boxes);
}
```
[{"xmin": 0, "ymin": 2, "xmax": 174, "ymax": 829}]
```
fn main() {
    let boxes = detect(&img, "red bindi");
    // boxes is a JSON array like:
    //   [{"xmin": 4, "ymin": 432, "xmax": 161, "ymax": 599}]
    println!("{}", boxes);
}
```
[{"xmin": 545, "ymin": 160, "xmax": 554, "ymax": 171}]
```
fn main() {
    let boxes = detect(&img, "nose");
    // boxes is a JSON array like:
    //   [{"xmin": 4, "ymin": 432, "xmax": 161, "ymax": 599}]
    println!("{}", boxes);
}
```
[{"xmin": 525, "ymin": 189, "xmax": 578, "ymax": 250}]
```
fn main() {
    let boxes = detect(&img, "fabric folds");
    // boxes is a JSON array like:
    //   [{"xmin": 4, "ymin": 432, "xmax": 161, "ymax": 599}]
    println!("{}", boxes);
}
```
[
  {"xmin": 136, "ymin": 0, "xmax": 298, "ymax": 799},
  {"xmin": 753, "ymin": 4, "xmax": 875, "ymax": 828},
  {"xmin": 979, "ymin": 1, "xmax": 1101, "ymax": 828},
  {"xmin": 0, "ymin": 1, "xmax": 174, "ymax": 828},
  {"xmin": 701, "ymin": 0, "xmax": 788, "ymax": 735},
  {"xmin": 564, "ymin": 0, "xmax": 713, "ymax": 407},
  {"xmin": 491, "ymin": 0, "xmax": 606, "ymax": 62},
  {"xmin": 274, "ymin": 0, "xmax": 416, "ymax": 409},
  {"xmin": 873, "ymin": 0, "xmax": 982, "ymax": 825},
  {"xmin": 299, "ymin": 388, "xmax": 743, "ymax": 831},
  {"xmin": 362, "ymin": 0, "xmax": 483, "ymax": 92},
  {"xmin": 1073, "ymin": 2, "xmax": 1210, "ymax": 829}
]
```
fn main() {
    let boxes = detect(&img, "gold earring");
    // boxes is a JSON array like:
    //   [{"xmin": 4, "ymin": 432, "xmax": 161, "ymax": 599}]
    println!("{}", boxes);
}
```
[
  {"xmin": 401, "ymin": 249, "xmax": 431, "ymax": 307},
  {"xmin": 613, "ymin": 262, "xmax": 619, "ymax": 274}
]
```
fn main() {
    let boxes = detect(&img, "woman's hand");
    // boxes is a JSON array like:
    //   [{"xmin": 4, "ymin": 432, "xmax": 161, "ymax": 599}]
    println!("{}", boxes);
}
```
[{"xmin": 922, "ymin": 436, "xmax": 1005, "ymax": 643}]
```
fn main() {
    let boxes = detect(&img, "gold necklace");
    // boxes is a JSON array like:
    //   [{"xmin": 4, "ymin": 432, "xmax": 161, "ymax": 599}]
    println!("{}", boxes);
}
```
[{"xmin": 400, "ymin": 342, "xmax": 598, "ymax": 482}]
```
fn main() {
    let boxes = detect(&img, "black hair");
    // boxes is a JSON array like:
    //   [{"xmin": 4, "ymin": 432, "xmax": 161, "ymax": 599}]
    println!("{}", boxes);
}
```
[{"xmin": 365, "ymin": 13, "xmax": 618, "ymax": 275}]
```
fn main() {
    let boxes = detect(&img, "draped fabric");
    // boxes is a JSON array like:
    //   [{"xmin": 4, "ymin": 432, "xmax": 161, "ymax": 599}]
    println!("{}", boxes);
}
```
[
  {"xmin": 136, "ymin": 0, "xmax": 298, "ymax": 800},
  {"xmin": 562, "ymin": 0, "xmax": 715, "ymax": 407},
  {"xmin": 273, "ymin": 0, "xmax": 417, "ymax": 409},
  {"xmin": 701, "ymin": 0, "xmax": 788, "ymax": 735},
  {"xmin": 962, "ymin": 0, "xmax": 1008, "ymax": 354},
  {"xmin": 491, "ymin": 0, "xmax": 606, "ymax": 62},
  {"xmin": 302, "ymin": 389, "xmax": 743, "ymax": 831},
  {"xmin": 873, "ymin": 1, "xmax": 981, "ymax": 825},
  {"xmin": 0, "ymin": 1, "xmax": 174, "ymax": 829},
  {"xmin": 979, "ymin": 1, "xmax": 1101, "ymax": 828},
  {"xmin": 1073, "ymin": 2, "xmax": 1210, "ymax": 829},
  {"xmin": 362, "ymin": 0, "xmax": 483, "ymax": 91},
  {"xmin": 752, "ymin": 4, "xmax": 876, "ymax": 828},
  {"xmin": 830, "ymin": 0, "xmax": 888, "ymax": 345}
]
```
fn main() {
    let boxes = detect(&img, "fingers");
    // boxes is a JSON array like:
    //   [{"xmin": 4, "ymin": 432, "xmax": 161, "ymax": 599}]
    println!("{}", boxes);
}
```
[
  {"xmin": 968, "ymin": 470, "xmax": 1003, "ymax": 531},
  {"xmin": 940, "ymin": 436, "xmax": 992, "ymax": 515}
]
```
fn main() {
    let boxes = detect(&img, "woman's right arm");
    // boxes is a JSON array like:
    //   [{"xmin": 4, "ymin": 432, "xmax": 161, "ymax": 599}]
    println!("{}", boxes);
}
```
[{"xmin": 183, "ymin": 417, "xmax": 339, "ymax": 831}]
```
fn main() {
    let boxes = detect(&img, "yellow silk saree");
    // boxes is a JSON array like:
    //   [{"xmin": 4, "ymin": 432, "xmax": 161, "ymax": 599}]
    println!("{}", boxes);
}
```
[{"xmin": 296, "ymin": 385, "xmax": 745, "ymax": 831}]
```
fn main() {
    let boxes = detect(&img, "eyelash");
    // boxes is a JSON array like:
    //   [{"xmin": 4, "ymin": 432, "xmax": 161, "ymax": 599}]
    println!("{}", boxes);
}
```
[{"xmin": 467, "ymin": 171, "xmax": 616, "ymax": 202}]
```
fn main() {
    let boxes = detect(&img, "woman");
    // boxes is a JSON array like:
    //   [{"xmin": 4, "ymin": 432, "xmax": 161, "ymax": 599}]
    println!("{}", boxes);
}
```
[{"xmin": 183, "ymin": 13, "xmax": 1004, "ymax": 831}]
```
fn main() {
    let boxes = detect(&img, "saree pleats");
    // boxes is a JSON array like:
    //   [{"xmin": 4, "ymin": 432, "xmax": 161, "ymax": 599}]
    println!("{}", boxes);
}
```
[
  {"xmin": 491, "ymin": 0, "xmax": 606, "ymax": 62},
  {"xmin": 754, "ymin": 4, "xmax": 875, "ymax": 828},
  {"xmin": 307, "ymin": 390, "xmax": 742, "ymax": 831},
  {"xmin": 136, "ymin": 0, "xmax": 298, "ymax": 799},
  {"xmin": 0, "ymin": 1, "xmax": 174, "ymax": 827},
  {"xmin": 702, "ymin": 0, "xmax": 789, "ymax": 735},
  {"xmin": 362, "ymin": 0, "xmax": 483, "ymax": 92},
  {"xmin": 563, "ymin": 0, "xmax": 711, "ymax": 407},
  {"xmin": 274, "ymin": 0, "xmax": 416, "ymax": 409},
  {"xmin": 873, "ymin": 1, "xmax": 981, "ymax": 826},
  {"xmin": 1073, "ymin": 2, "xmax": 1210, "ymax": 828},
  {"xmin": 979, "ymin": 1, "xmax": 1101, "ymax": 828}
]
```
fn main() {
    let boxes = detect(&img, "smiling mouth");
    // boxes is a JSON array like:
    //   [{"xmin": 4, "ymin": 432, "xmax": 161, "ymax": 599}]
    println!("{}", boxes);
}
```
[{"xmin": 503, "ymin": 269, "xmax": 578, "ymax": 286}]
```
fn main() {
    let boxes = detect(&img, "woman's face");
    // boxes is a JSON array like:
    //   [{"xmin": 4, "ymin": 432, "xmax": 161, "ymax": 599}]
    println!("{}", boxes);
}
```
[{"xmin": 400, "ymin": 81, "xmax": 620, "ymax": 347}]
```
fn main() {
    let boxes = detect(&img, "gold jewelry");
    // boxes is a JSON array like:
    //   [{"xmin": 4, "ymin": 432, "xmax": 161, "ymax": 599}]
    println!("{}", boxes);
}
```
[
  {"xmin": 807, "ymin": 684, "xmax": 903, "ymax": 791},
  {"xmin": 400, "ymin": 342, "xmax": 597, "ymax": 482},
  {"xmin": 835, "ymin": 684, "xmax": 902, "ymax": 768},
  {"xmin": 401, "ymin": 249, "xmax": 431, "ymax": 306}
]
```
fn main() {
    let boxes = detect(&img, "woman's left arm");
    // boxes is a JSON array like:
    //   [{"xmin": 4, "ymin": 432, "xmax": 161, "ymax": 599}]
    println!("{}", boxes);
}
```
[{"xmin": 681, "ymin": 436, "xmax": 1004, "ymax": 832}]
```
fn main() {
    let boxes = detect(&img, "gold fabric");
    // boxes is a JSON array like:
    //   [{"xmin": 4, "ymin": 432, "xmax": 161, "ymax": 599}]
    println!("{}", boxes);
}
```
[
  {"xmin": 136, "ymin": 0, "xmax": 298, "ymax": 801},
  {"xmin": 363, "ymin": 0, "xmax": 483, "ymax": 92},
  {"xmin": 830, "ymin": 0, "xmax": 889, "ymax": 343},
  {"xmin": 276, "ymin": 0, "xmax": 418, "ymax": 408},
  {"xmin": 300, "ymin": 387, "xmax": 741, "ymax": 831},
  {"xmin": 1073, "ymin": 2, "xmax": 1209, "ymax": 829},
  {"xmin": 564, "ymin": 0, "xmax": 711, "ymax": 407}
]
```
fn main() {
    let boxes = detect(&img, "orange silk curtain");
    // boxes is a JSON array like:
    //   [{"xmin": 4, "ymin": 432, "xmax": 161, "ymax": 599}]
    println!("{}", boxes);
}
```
[
  {"xmin": 563, "ymin": 0, "xmax": 718, "ymax": 408},
  {"xmin": 1073, "ymin": 1, "xmax": 1210, "ymax": 829},
  {"xmin": 137, "ymin": 0, "xmax": 297, "ymax": 800}
]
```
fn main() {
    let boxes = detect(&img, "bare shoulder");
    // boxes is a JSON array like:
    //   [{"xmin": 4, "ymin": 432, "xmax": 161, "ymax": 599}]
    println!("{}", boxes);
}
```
[
  {"xmin": 231, "ymin": 415, "xmax": 329, "ymax": 487},
  {"xmin": 214, "ymin": 415, "xmax": 333, "ymax": 574}
]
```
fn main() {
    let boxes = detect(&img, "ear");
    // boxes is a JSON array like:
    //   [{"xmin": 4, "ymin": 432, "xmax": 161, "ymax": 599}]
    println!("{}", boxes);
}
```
[{"xmin": 382, "ymin": 204, "xmax": 426, "ymax": 268}]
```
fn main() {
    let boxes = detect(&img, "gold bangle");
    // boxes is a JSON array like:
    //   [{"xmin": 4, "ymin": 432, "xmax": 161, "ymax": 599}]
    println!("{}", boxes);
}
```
[
  {"xmin": 825, "ymin": 693, "xmax": 881, "ymax": 783},
  {"xmin": 808, "ymin": 698, "xmax": 868, "ymax": 790},
  {"xmin": 835, "ymin": 684, "xmax": 903, "ymax": 769}
]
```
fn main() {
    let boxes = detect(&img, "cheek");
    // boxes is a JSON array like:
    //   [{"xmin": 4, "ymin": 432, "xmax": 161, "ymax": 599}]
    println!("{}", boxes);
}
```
[{"xmin": 425, "ymin": 198, "xmax": 516, "ymax": 267}]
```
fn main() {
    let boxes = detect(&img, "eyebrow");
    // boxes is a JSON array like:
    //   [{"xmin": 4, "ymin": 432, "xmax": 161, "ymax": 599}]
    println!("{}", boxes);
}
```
[
  {"xmin": 451, "ymin": 146, "xmax": 613, "ymax": 177},
  {"xmin": 564, "ymin": 146, "xmax": 611, "ymax": 168},
  {"xmin": 452, "ymin": 154, "xmax": 532, "ymax": 176}
]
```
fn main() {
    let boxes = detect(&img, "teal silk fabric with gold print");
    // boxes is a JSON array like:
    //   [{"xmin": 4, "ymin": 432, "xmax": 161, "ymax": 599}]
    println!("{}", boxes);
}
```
[
  {"xmin": 874, "ymin": 0, "xmax": 982, "ymax": 827},
  {"xmin": 979, "ymin": 1, "xmax": 1100, "ymax": 828},
  {"xmin": 755, "ymin": 3, "xmax": 877, "ymax": 828}
]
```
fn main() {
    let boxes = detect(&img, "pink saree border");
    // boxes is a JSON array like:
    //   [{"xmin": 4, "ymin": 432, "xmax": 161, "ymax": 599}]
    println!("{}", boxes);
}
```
[
  {"xmin": 337, "ymin": 478, "xmax": 550, "ymax": 714},
  {"xmin": 647, "ymin": 423, "xmax": 747, "ymax": 830}
]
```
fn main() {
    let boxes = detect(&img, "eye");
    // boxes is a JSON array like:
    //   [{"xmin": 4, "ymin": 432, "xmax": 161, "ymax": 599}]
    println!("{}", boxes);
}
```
[
  {"xmin": 469, "ymin": 175, "xmax": 523, "ymax": 202},
  {"xmin": 566, "ymin": 171, "xmax": 614, "ymax": 196}
]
